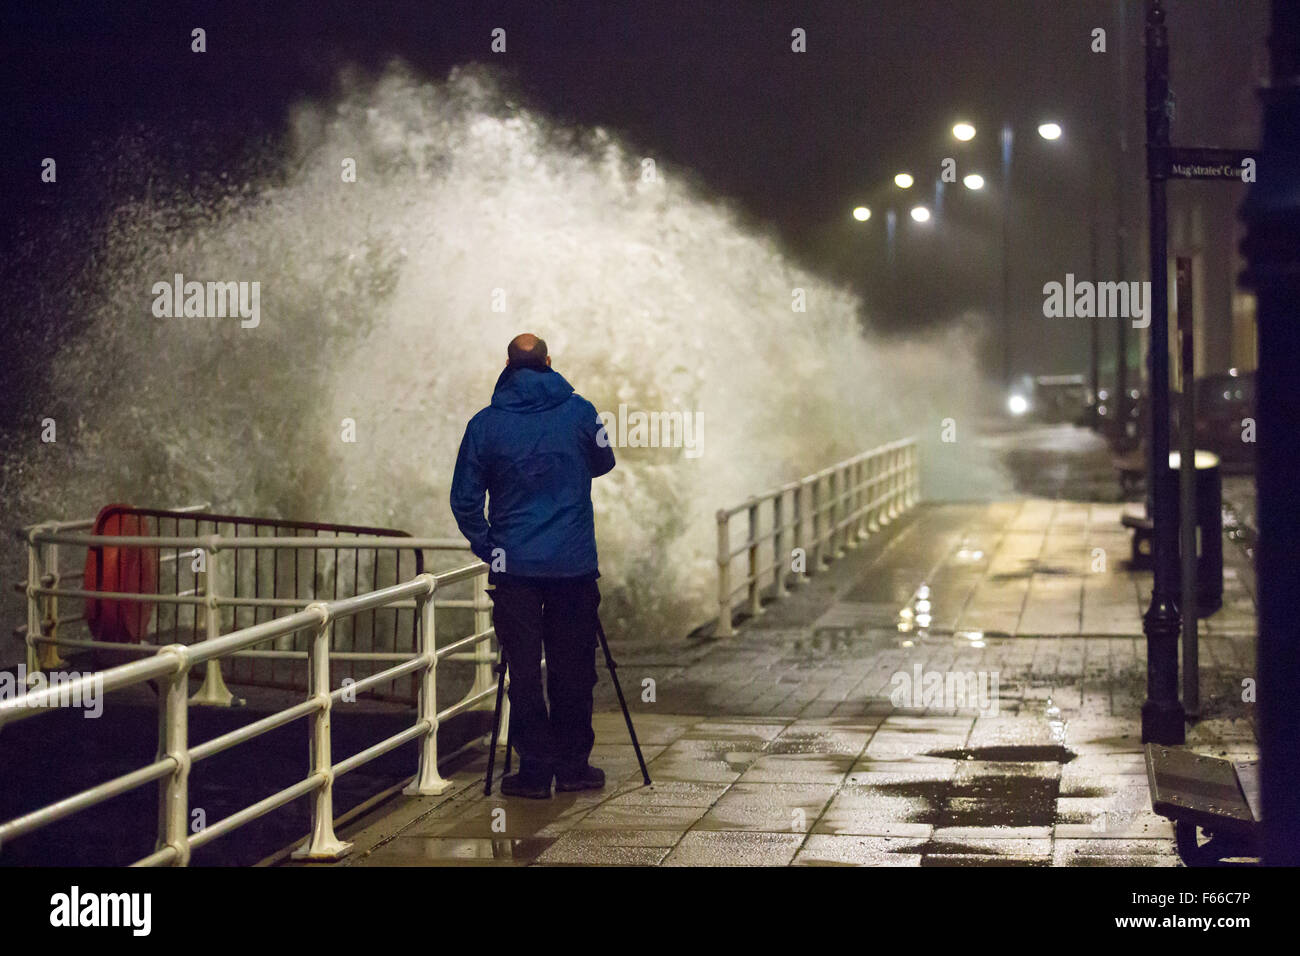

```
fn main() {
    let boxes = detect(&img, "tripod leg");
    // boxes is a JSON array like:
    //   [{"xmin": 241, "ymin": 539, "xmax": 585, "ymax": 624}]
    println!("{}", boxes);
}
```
[
  {"xmin": 484, "ymin": 662, "xmax": 507, "ymax": 796},
  {"xmin": 595, "ymin": 619, "xmax": 651, "ymax": 785},
  {"xmin": 503, "ymin": 708, "xmax": 513, "ymax": 774}
]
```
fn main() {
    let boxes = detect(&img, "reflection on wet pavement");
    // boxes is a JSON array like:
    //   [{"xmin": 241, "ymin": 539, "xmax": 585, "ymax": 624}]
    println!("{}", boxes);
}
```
[
  {"xmin": 314, "ymin": 487, "xmax": 1257, "ymax": 869},
  {"xmin": 332, "ymin": 705, "xmax": 1187, "ymax": 868}
]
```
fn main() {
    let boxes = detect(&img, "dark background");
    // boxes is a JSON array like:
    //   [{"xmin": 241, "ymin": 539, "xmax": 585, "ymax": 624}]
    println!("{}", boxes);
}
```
[{"xmin": 0, "ymin": 0, "xmax": 1269, "ymax": 392}]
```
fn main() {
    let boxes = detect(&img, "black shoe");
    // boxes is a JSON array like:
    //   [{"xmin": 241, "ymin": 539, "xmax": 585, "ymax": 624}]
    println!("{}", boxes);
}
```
[
  {"xmin": 555, "ymin": 765, "xmax": 605, "ymax": 792},
  {"xmin": 500, "ymin": 772, "xmax": 552, "ymax": 799}
]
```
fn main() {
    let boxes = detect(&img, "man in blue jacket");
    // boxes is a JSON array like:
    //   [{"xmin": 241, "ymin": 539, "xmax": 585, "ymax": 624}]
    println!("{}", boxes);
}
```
[{"xmin": 450, "ymin": 333, "xmax": 616, "ymax": 798}]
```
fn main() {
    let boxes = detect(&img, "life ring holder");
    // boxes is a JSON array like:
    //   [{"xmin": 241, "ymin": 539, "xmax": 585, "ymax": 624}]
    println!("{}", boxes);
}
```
[{"xmin": 83, "ymin": 503, "xmax": 158, "ymax": 645}]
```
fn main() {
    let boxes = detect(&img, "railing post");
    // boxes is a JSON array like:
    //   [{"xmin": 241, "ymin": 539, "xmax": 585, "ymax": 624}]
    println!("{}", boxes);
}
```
[
  {"xmin": 473, "ymin": 570, "xmax": 508, "ymax": 742},
  {"xmin": 878, "ymin": 449, "xmax": 888, "ymax": 521},
  {"xmin": 467, "ymin": 571, "xmax": 497, "ymax": 712},
  {"xmin": 715, "ymin": 509, "xmax": 733, "ymax": 637},
  {"xmin": 908, "ymin": 442, "xmax": 921, "ymax": 507},
  {"xmin": 809, "ymin": 478, "xmax": 822, "ymax": 574},
  {"xmin": 841, "ymin": 466, "xmax": 853, "ymax": 551},
  {"xmin": 28, "ymin": 531, "xmax": 65, "ymax": 675},
  {"xmin": 826, "ymin": 470, "xmax": 839, "ymax": 558},
  {"xmin": 894, "ymin": 447, "xmax": 904, "ymax": 515},
  {"xmin": 293, "ymin": 606, "xmax": 352, "ymax": 860},
  {"xmin": 155, "ymin": 648, "xmax": 191, "ymax": 866},
  {"xmin": 835, "ymin": 467, "xmax": 850, "ymax": 555},
  {"xmin": 772, "ymin": 490, "xmax": 788, "ymax": 598},
  {"xmin": 791, "ymin": 484, "xmax": 804, "ymax": 587},
  {"xmin": 881, "ymin": 448, "xmax": 897, "ymax": 523},
  {"xmin": 746, "ymin": 500, "xmax": 762, "ymax": 618},
  {"xmin": 896, "ymin": 445, "xmax": 906, "ymax": 511},
  {"xmin": 855, "ymin": 459, "xmax": 868, "ymax": 541},
  {"xmin": 406, "ymin": 575, "xmax": 453, "ymax": 795},
  {"xmin": 43, "ymin": 539, "xmax": 63, "ymax": 667},
  {"xmin": 191, "ymin": 550, "xmax": 237, "ymax": 707},
  {"xmin": 896, "ymin": 446, "xmax": 903, "ymax": 513},
  {"xmin": 842, "ymin": 464, "xmax": 854, "ymax": 550},
  {"xmin": 25, "ymin": 536, "xmax": 41, "ymax": 684}
]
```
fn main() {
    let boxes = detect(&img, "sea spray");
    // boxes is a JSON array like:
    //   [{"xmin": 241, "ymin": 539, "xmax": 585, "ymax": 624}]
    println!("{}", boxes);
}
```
[{"xmin": 4, "ymin": 63, "xmax": 1006, "ymax": 643}]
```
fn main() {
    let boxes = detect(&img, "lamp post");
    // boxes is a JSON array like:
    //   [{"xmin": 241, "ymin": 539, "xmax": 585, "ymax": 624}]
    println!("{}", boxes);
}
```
[
  {"xmin": 1001, "ymin": 123, "xmax": 1014, "ymax": 390},
  {"xmin": 1139, "ymin": 0, "xmax": 1185, "ymax": 745},
  {"xmin": 1114, "ymin": 0, "xmax": 1133, "ymax": 434},
  {"xmin": 995, "ymin": 120, "xmax": 1063, "ymax": 391}
]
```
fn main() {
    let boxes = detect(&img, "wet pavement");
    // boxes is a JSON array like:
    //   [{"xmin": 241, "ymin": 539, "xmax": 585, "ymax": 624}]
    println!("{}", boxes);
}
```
[
  {"xmin": 308, "ymin": 434, "xmax": 1258, "ymax": 866},
  {"xmin": 329, "ymin": 707, "xmax": 1239, "ymax": 867}
]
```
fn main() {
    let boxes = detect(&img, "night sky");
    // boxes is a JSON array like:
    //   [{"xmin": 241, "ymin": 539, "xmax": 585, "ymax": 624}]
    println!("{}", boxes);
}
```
[{"xmin": 0, "ymin": 0, "xmax": 1269, "ymax": 389}]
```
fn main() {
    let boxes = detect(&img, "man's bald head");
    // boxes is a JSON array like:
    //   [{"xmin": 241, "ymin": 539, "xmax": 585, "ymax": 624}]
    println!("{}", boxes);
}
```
[{"xmin": 507, "ymin": 333, "xmax": 551, "ymax": 370}]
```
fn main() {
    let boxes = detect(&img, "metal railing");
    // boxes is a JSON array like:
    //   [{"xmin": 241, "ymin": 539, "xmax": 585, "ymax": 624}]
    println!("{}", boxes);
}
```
[
  {"xmin": 16, "ymin": 508, "xmax": 494, "ymax": 707},
  {"xmin": 0, "ymin": 559, "xmax": 495, "ymax": 866},
  {"xmin": 714, "ymin": 438, "xmax": 920, "ymax": 636}
]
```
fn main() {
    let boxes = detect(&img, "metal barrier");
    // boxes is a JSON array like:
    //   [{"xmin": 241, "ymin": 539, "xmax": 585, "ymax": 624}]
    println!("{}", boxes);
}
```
[
  {"xmin": 16, "ymin": 508, "xmax": 494, "ymax": 708},
  {"xmin": 714, "ymin": 437, "xmax": 920, "ymax": 636},
  {"xmin": 0, "ymin": 560, "xmax": 494, "ymax": 865}
]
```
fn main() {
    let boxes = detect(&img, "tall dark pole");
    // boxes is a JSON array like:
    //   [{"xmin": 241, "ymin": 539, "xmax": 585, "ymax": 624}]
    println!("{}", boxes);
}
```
[
  {"xmin": 1140, "ymin": 0, "xmax": 1185, "ymax": 745},
  {"xmin": 1115, "ymin": 0, "xmax": 1131, "ymax": 433},
  {"xmin": 1089, "ymin": 152, "xmax": 1101, "ymax": 429},
  {"xmin": 1240, "ymin": 0, "xmax": 1300, "ymax": 866},
  {"xmin": 1001, "ymin": 123, "xmax": 1014, "ymax": 391}
]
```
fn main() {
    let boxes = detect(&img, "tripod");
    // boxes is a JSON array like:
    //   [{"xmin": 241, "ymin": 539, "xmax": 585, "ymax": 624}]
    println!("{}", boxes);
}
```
[{"xmin": 484, "ymin": 617, "xmax": 651, "ymax": 794}]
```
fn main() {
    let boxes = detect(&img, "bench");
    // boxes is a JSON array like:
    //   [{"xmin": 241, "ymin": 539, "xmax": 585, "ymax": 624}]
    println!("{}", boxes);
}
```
[
  {"xmin": 1144, "ymin": 743, "xmax": 1260, "ymax": 866},
  {"xmin": 1113, "ymin": 446, "xmax": 1146, "ymax": 497}
]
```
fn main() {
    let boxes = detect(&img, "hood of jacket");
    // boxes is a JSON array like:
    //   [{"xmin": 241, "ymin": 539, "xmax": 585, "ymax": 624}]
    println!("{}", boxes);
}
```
[{"xmin": 490, "ymin": 366, "xmax": 576, "ymax": 413}]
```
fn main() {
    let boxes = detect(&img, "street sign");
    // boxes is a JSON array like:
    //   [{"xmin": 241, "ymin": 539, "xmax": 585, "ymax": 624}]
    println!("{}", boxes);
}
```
[{"xmin": 1156, "ymin": 146, "xmax": 1258, "ymax": 181}]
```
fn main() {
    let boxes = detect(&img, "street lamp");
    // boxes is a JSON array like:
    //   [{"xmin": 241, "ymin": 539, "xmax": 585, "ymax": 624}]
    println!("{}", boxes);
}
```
[
  {"xmin": 852, "ymin": 206, "xmax": 871, "ymax": 221},
  {"xmin": 952, "ymin": 122, "xmax": 977, "ymax": 142},
  {"xmin": 995, "ymin": 119, "xmax": 1064, "ymax": 390},
  {"xmin": 910, "ymin": 205, "xmax": 931, "ymax": 223},
  {"xmin": 894, "ymin": 172, "xmax": 915, "ymax": 189},
  {"xmin": 963, "ymin": 173, "xmax": 985, "ymax": 190}
]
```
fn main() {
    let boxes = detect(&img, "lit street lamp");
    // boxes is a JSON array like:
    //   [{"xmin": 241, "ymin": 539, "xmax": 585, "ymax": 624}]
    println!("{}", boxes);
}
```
[{"xmin": 894, "ymin": 172, "xmax": 915, "ymax": 189}]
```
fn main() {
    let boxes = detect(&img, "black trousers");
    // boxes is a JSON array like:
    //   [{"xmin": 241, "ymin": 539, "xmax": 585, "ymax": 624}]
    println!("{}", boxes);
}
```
[{"xmin": 487, "ymin": 574, "xmax": 600, "ymax": 780}]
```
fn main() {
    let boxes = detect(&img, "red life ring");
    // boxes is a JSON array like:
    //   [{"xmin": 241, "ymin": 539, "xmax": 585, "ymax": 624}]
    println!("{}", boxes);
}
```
[{"xmin": 83, "ymin": 504, "xmax": 158, "ymax": 643}]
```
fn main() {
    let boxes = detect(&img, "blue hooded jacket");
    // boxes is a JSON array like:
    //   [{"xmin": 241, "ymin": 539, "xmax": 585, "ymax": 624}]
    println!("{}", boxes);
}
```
[{"xmin": 450, "ymin": 366, "xmax": 615, "ymax": 578}]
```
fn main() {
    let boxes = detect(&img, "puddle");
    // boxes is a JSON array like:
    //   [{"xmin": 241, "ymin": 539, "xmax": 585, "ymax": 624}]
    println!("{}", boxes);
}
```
[
  {"xmin": 920, "ymin": 856, "xmax": 1049, "ymax": 867},
  {"xmin": 381, "ymin": 836, "xmax": 556, "ymax": 864},
  {"xmin": 895, "ymin": 839, "xmax": 1002, "ymax": 856},
  {"xmin": 928, "ymin": 745, "xmax": 1076, "ymax": 763},
  {"xmin": 868, "ymin": 776, "xmax": 1061, "ymax": 829},
  {"xmin": 851, "ymin": 744, "xmax": 1080, "ymax": 833}
]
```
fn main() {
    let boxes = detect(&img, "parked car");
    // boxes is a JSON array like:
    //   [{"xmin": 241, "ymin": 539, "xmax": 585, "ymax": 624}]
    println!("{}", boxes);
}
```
[
  {"xmin": 1094, "ymin": 385, "xmax": 1145, "ymax": 448},
  {"xmin": 1031, "ymin": 374, "xmax": 1092, "ymax": 424},
  {"xmin": 1187, "ymin": 371, "xmax": 1256, "ymax": 469},
  {"xmin": 1126, "ymin": 370, "xmax": 1255, "ymax": 469}
]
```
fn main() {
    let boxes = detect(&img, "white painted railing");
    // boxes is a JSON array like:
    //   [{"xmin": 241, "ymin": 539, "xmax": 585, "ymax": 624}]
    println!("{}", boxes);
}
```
[
  {"xmin": 714, "ymin": 438, "xmax": 920, "ymax": 636},
  {"xmin": 0, "ymin": 558, "xmax": 493, "ymax": 865},
  {"xmin": 15, "ymin": 511, "xmax": 495, "ymax": 708}
]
